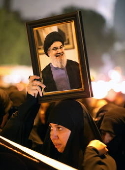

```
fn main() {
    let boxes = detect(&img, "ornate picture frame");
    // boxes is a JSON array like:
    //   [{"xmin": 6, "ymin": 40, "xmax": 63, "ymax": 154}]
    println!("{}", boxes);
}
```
[{"xmin": 26, "ymin": 11, "xmax": 93, "ymax": 103}]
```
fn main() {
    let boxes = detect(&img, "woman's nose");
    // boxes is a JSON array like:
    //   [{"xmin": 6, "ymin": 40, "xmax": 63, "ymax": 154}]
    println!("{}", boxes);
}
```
[{"xmin": 50, "ymin": 130, "xmax": 58, "ymax": 139}]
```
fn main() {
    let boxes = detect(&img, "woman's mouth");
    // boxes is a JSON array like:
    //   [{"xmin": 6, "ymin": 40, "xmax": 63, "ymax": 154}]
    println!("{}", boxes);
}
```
[{"xmin": 54, "ymin": 143, "xmax": 61, "ymax": 149}]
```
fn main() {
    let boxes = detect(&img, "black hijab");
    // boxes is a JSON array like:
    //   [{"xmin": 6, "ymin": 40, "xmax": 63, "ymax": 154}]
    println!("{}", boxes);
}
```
[
  {"xmin": 42, "ymin": 99, "xmax": 101, "ymax": 169},
  {"xmin": 95, "ymin": 104, "xmax": 125, "ymax": 170}
]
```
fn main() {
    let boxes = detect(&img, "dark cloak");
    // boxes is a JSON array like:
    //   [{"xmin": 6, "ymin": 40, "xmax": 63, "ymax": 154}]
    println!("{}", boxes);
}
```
[
  {"xmin": 42, "ymin": 99, "xmax": 101, "ymax": 169},
  {"xmin": 95, "ymin": 104, "xmax": 125, "ymax": 170}
]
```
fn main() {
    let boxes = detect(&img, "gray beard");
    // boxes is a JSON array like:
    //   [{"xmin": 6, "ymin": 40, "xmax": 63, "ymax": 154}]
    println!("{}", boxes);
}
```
[{"xmin": 50, "ymin": 56, "xmax": 67, "ymax": 68}]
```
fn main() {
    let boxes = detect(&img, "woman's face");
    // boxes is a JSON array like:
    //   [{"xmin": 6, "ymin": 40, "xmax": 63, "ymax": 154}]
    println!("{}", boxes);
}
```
[
  {"xmin": 101, "ymin": 131, "xmax": 115, "ymax": 144},
  {"xmin": 49, "ymin": 123, "xmax": 71, "ymax": 153}
]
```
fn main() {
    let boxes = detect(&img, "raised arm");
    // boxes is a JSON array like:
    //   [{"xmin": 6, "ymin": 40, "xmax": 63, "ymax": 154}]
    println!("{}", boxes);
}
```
[{"xmin": 1, "ymin": 75, "xmax": 45, "ymax": 147}]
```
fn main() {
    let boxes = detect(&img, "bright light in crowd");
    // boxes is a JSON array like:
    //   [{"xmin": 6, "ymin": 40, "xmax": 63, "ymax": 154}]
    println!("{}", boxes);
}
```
[
  {"xmin": 92, "ymin": 68, "xmax": 124, "ymax": 99},
  {"xmin": 4, "ymin": 75, "xmax": 21, "ymax": 84},
  {"xmin": 113, "ymin": 83, "xmax": 122, "ymax": 92},
  {"xmin": 3, "ymin": 66, "xmax": 33, "ymax": 84},
  {"xmin": 92, "ymin": 80, "xmax": 109, "ymax": 99},
  {"xmin": 120, "ymin": 81, "xmax": 125, "ymax": 94},
  {"xmin": 108, "ymin": 80, "xmax": 121, "ymax": 93},
  {"xmin": 108, "ymin": 69, "xmax": 122, "ymax": 82}
]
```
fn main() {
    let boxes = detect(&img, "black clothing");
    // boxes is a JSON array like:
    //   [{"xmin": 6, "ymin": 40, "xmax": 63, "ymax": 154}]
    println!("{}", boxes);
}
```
[
  {"xmin": 42, "ymin": 100, "xmax": 116, "ymax": 169},
  {"xmin": 0, "ymin": 153, "xmax": 28, "ymax": 170},
  {"xmin": 83, "ymin": 147, "xmax": 116, "ymax": 170},
  {"xmin": 42, "ymin": 60, "xmax": 82, "ymax": 92},
  {"xmin": 1, "ymin": 94, "xmax": 40, "ymax": 147},
  {"xmin": 1, "ymin": 96, "xmax": 116, "ymax": 170},
  {"xmin": 95, "ymin": 103, "xmax": 125, "ymax": 170}
]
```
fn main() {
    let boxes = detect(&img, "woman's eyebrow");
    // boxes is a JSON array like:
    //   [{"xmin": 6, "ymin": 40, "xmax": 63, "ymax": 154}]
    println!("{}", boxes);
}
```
[{"xmin": 55, "ymin": 124, "xmax": 63, "ymax": 128}]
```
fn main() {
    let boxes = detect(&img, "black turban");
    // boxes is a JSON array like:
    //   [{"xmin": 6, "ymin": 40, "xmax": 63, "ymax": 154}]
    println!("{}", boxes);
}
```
[{"xmin": 43, "ymin": 31, "xmax": 64, "ymax": 56}]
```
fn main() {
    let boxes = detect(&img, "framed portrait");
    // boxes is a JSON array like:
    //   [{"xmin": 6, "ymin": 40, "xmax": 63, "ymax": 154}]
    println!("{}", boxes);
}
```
[{"xmin": 26, "ymin": 11, "xmax": 93, "ymax": 103}]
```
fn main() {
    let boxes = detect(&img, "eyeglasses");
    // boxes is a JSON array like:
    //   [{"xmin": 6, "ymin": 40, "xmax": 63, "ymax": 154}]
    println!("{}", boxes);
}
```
[{"xmin": 50, "ymin": 45, "xmax": 64, "ymax": 51}]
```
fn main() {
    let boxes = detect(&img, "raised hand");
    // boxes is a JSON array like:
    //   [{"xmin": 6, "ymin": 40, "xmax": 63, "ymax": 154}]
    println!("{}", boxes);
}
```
[
  {"xmin": 27, "ymin": 75, "xmax": 46, "ymax": 98},
  {"xmin": 87, "ymin": 140, "xmax": 108, "ymax": 155}
]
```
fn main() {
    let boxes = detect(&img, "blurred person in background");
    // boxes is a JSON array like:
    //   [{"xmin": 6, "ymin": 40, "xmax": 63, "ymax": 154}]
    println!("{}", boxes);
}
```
[
  {"xmin": 8, "ymin": 90, "xmax": 26, "ymax": 117},
  {"xmin": 29, "ymin": 102, "xmax": 55, "ymax": 148},
  {"xmin": 0, "ymin": 88, "xmax": 13, "ymax": 131},
  {"xmin": 94, "ymin": 103, "xmax": 125, "ymax": 170},
  {"xmin": 0, "ymin": 86, "xmax": 26, "ymax": 131}
]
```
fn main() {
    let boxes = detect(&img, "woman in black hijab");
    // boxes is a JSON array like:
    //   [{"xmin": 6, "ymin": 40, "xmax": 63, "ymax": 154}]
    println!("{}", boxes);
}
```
[
  {"xmin": 95, "ymin": 103, "xmax": 125, "ymax": 170},
  {"xmin": 41, "ymin": 99, "xmax": 116, "ymax": 170}
]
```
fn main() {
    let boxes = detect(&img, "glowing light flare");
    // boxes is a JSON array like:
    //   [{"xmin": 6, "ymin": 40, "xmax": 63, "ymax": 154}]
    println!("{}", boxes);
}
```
[
  {"xmin": 108, "ymin": 80, "xmax": 121, "ymax": 92},
  {"xmin": 3, "ymin": 66, "xmax": 33, "ymax": 84},
  {"xmin": 112, "ymin": 83, "xmax": 121, "ymax": 92},
  {"xmin": 108, "ymin": 69, "xmax": 122, "ymax": 82},
  {"xmin": 3, "ymin": 75, "xmax": 21, "ymax": 84},
  {"xmin": 120, "ymin": 81, "xmax": 125, "ymax": 94},
  {"xmin": 92, "ymin": 80, "xmax": 109, "ymax": 99}
]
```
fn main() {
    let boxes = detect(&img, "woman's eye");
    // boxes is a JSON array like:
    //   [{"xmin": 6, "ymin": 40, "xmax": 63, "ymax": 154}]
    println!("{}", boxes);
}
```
[
  {"xmin": 57, "ymin": 126, "xmax": 62, "ymax": 131},
  {"xmin": 49, "ymin": 126, "xmax": 53, "ymax": 130}
]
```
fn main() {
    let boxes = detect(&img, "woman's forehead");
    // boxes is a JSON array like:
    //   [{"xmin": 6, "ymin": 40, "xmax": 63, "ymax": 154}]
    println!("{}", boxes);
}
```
[{"xmin": 49, "ymin": 123, "xmax": 61, "ymax": 126}]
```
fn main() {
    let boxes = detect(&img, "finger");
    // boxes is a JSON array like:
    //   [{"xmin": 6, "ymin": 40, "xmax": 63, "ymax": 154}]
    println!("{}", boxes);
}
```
[
  {"xmin": 34, "ymin": 93, "xmax": 37, "ymax": 98},
  {"xmin": 29, "ymin": 75, "xmax": 40, "ymax": 83},
  {"xmin": 32, "ymin": 85, "xmax": 44, "ymax": 97},
  {"xmin": 33, "ymin": 81, "xmax": 46, "ymax": 89},
  {"xmin": 105, "ymin": 147, "xmax": 108, "ymax": 152},
  {"xmin": 27, "ymin": 85, "xmax": 39, "ymax": 94},
  {"xmin": 36, "ymin": 85, "xmax": 43, "ymax": 97},
  {"xmin": 32, "ymin": 90, "xmax": 39, "ymax": 98},
  {"xmin": 29, "ymin": 75, "xmax": 40, "ymax": 80}
]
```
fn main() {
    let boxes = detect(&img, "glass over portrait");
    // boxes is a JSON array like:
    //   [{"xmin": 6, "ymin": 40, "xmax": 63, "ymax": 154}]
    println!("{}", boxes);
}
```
[{"xmin": 33, "ymin": 22, "xmax": 82, "ymax": 92}]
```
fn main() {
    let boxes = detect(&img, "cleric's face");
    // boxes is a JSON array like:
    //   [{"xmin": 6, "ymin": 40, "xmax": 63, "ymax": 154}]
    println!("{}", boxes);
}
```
[{"xmin": 48, "ymin": 41, "xmax": 67, "ymax": 68}]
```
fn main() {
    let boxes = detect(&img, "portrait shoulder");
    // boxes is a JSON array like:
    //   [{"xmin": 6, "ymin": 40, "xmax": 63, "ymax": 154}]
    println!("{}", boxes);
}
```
[
  {"xmin": 42, "ymin": 63, "xmax": 51, "ymax": 72},
  {"xmin": 67, "ymin": 59, "xmax": 79, "ymax": 65}
]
